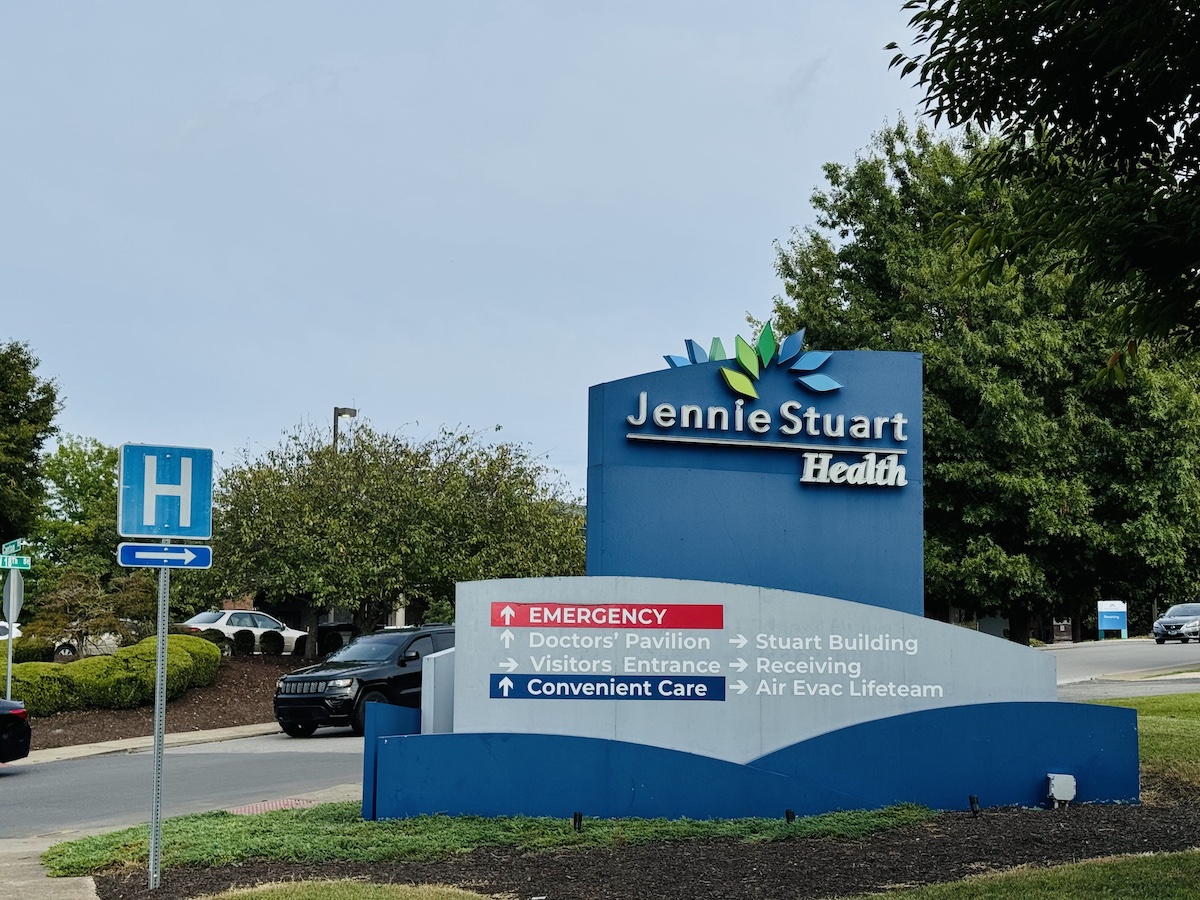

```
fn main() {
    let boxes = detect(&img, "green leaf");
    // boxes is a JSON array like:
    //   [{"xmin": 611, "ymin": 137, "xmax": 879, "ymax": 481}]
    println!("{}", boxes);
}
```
[
  {"xmin": 755, "ymin": 324, "xmax": 777, "ymax": 368},
  {"xmin": 734, "ymin": 336, "xmax": 759, "ymax": 379},
  {"xmin": 720, "ymin": 367, "xmax": 759, "ymax": 399}
]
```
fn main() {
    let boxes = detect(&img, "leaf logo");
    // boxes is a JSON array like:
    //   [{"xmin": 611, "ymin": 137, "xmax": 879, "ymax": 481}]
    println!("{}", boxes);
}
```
[{"xmin": 665, "ymin": 325, "xmax": 843, "ymax": 399}]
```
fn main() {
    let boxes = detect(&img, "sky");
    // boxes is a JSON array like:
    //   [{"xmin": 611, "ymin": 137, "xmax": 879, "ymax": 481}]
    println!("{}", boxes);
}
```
[{"xmin": 2, "ymin": 2, "xmax": 929, "ymax": 496}]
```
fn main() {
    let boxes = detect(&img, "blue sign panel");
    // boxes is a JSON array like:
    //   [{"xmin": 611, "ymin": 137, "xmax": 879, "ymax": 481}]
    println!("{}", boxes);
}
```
[
  {"xmin": 1098, "ymin": 611, "xmax": 1128, "ymax": 630},
  {"xmin": 118, "ymin": 445, "xmax": 214, "ymax": 539},
  {"xmin": 587, "ymin": 346, "xmax": 924, "ymax": 615},
  {"xmin": 490, "ymin": 674, "xmax": 725, "ymax": 701},
  {"xmin": 118, "ymin": 543, "xmax": 212, "ymax": 569}
]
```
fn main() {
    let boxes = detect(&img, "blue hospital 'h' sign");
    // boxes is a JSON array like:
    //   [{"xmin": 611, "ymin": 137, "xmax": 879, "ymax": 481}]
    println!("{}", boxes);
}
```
[{"xmin": 118, "ymin": 444, "xmax": 214, "ymax": 539}]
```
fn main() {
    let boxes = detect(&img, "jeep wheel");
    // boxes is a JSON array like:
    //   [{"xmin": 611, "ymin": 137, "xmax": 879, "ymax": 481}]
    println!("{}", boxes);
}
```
[
  {"xmin": 352, "ymin": 690, "xmax": 389, "ymax": 736},
  {"xmin": 281, "ymin": 722, "xmax": 317, "ymax": 738}
]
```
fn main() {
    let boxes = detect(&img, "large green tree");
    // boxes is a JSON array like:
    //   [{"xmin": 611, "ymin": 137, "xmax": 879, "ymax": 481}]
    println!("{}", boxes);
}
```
[
  {"xmin": 771, "ymin": 123, "xmax": 1200, "ymax": 640},
  {"xmin": 25, "ymin": 436, "xmax": 155, "ymax": 651},
  {"xmin": 0, "ymin": 340, "xmax": 60, "ymax": 544},
  {"xmin": 207, "ymin": 423, "xmax": 585, "ymax": 638},
  {"xmin": 889, "ymin": 1, "xmax": 1200, "ymax": 366}
]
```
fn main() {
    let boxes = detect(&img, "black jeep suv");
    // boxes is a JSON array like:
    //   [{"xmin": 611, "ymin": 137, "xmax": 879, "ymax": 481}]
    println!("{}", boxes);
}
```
[{"xmin": 273, "ymin": 624, "xmax": 454, "ymax": 737}]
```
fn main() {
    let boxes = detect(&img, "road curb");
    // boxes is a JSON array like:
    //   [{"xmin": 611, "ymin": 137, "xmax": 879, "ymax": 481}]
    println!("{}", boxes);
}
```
[{"xmin": 23, "ymin": 722, "xmax": 282, "ymax": 765}]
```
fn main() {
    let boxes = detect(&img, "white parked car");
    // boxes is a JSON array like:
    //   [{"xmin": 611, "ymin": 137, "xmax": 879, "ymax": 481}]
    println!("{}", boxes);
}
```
[
  {"xmin": 181, "ymin": 610, "xmax": 307, "ymax": 654},
  {"xmin": 0, "ymin": 622, "xmax": 22, "ymax": 641}
]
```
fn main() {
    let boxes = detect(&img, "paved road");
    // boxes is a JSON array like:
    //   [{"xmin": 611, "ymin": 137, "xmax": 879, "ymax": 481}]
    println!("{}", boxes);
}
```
[
  {"xmin": 0, "ymin": 729, "xmax": 363, "ymax": 840},
  {"xmin": 1049, "ymin": 637, "xmax": 1200, "ymax": 701}
]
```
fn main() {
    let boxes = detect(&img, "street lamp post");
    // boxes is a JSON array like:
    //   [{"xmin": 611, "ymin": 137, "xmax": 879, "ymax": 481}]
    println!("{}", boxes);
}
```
[{"xmin": 333, "ymin": 406, "xmax": 357, "ymax": 453}]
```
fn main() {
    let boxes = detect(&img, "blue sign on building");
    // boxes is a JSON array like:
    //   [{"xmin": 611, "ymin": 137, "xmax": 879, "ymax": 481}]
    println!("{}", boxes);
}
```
[{"xmin": 118, "ymin": 445, "xmax": 214, "ymax": 540}]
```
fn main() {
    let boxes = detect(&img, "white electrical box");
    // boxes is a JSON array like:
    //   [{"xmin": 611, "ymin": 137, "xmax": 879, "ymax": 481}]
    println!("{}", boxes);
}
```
[{"xmin": 1048, "ymin": 773, "xmax": 1077, "ymax": 803}]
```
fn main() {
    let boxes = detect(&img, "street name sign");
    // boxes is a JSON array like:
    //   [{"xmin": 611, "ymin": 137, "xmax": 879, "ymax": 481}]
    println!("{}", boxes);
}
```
[
  {"xmin": 118, "ymin": 444, "xmax": 214, "ymax": 539},
  {"xmin": 1, "ymin": 539, "xmax": 24, "ymax": 555},
  {"xmin": 118, "ymin": 543, "xmax": 212, "ymax": 569},
  {"xmin": 0, "ymin": 556, "xmax": 30, "ymax": 570}
]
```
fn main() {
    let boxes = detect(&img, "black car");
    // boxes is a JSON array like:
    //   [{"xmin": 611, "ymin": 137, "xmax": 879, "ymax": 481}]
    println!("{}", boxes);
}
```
[
  {"xmin": 0, "ymin": 698, "xmax": 31, "ymax": 763},
  {"xmin": 273, "ymin": 624, "xmax": 454, "ymax": 737}
]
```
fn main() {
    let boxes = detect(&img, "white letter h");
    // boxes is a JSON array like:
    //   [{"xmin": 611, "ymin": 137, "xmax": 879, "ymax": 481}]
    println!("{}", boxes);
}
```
[{"xmin": 144, "ymin": 455, "xmax": 192, "ymax": 527}]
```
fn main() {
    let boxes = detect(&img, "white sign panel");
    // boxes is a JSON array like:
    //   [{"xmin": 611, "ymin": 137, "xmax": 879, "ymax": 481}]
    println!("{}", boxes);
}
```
[{"xmin": 454, "ymin": 577, "xmax": 1058, "ymax": 765}]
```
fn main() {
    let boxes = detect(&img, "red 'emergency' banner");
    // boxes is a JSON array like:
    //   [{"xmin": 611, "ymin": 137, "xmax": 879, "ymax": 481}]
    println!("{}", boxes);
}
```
[{"xmin": 490, "ymin": 602, "xmax": 723, "ymax": 629}]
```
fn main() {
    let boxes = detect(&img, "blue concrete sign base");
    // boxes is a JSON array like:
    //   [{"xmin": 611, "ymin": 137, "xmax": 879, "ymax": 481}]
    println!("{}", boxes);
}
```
[
  {"xmin": 117, "ymin": 543, "xmax": 212, "ymax": 569},
  {"xmin": 365, "ymin": 703, "xmax": 1138, "ymax": 820}
]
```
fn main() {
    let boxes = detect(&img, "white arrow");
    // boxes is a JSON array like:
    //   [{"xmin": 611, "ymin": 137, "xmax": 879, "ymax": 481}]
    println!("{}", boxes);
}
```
[
  {"xmin": 498, "ymin": 676, "xmax": 514, "ymax": 697},
  {"xmin": 134, "ymin": 548, "xmax": 197, "ymax": 565},
  {"xmin": 500, "ymin": 658, "xmax": 518, "ymax": 672},
  {"xmin": 729, "ymin": 633, "xmax": 748, "ymax": 649},
  {"xmin": 500, "ymin": 605, "xmax": 516, "ymax": 624},
  {"xmin": 730, "ymin": 680, "xmax": 748, "ymax": 695},
  {"xmin": 730, "ymin": 658, "xmax": 748, "ymax": 672},
  {"xmin": 500, "ymin": 629, "xmax": 515, "ymax": 649}
]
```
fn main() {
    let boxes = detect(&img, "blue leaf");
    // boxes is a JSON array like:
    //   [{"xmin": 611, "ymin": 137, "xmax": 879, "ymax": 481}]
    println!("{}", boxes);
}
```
[
  {"xmin": 797, "ymin": 373, "xmax": 842, "ymax": 392},
  {"xmin": 777, "ymin": 330, "xmax": 805, "ymax": 364},
  {"xmin": 791, "ymin": 350, "xmax": 832, "ymax": 372},
  {"xmin": 664, "ymin": 355, "xmax": 691, "ymax": 368},
  {"xmin": 685, "ymin": 339, "xmax": 709, "ymax": 364}
]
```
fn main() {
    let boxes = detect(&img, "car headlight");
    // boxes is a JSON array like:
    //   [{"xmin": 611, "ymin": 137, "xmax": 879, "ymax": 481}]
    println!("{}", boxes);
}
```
[
  {"xmin": 328, "ymin": 678, "xmax": 355, "ymax": 689},
  {"xmin": 1186, "ymin": 621, "xmax": 1200, "ymax": 632}
]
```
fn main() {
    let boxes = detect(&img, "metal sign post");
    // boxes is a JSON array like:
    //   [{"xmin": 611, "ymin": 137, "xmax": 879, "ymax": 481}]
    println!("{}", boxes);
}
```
[
  {"xmin": 116, "ymin": 444, "xmax": 214, "ymax": 891},
  {"xmin": 148, "ymin": 548, "xmax": 171, "ymax": 890},
  {"xmin": 3, "ymin": 569, "xmax": 22, "ymax": 701}
]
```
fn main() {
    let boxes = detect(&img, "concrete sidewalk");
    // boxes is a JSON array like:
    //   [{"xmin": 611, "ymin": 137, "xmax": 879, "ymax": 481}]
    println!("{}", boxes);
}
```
[
  {"xmin": 22, "ymin": 722, "xmax": 283, "ymax": 765},
  {"xmin": 3, "ymin": 724, "xmax": 353, "ymax": 900}
]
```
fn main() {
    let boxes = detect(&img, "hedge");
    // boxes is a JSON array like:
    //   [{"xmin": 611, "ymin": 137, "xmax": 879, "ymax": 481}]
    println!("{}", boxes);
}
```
[
  {"xmin": 232, "ymin": 629, "xmax": 255, "ymax": 656},
  {"xmin": 11, "ymin": 636, "xmax": 54, "ymax": 664},
  {"xmin": 10, "ymin": 634, "xmax": 223, "ymax": 717},
  {"xmin": 259, "ymin": 630, "xmax": 284, "ymax": 656}
]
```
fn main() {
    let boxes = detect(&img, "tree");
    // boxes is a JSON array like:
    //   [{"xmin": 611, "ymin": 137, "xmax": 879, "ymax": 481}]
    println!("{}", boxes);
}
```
[
  {"xmin": 771, "ymin": 123, "xmax": 1200, "ymax": 641},
  {"xmin": 207, "ymin": 423, "xmax": 586, "ymax": 642},
  {"xmin": 889, "ymin": 1, "xmax": 1200, "ymax": 367},
  {"xmin": 0, "ymin": 340, "xmax": 60, "ymax": 543},
  {"xmin": 25, "ymin": 435, "xmax": 156, "ymax": 650}
]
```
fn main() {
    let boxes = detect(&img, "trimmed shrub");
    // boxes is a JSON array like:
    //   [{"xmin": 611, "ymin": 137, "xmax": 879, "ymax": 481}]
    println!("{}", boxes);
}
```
[
  {"xmin": 70, "ymin": 655, "xmax": 144, "ymax": 710},
  {"xmin": 9, "ymin": 634, "xmax": 224, "ymax": 716},
  {"xmin": 196, "ymin": 628, "xmax": 230, "ymax": 652},
  {"xmin": 169, "ymin": 634, "xmax": 221, "ymax": 686},
  {"xmin": 11, "ymin": 662, "xmax": 81, "ymax": 716},
  {"xmin": 318, "ymin": 631, "xmax": 344, "ymax": 656},
  {"xmin": 259, "ymin": 630, "xmax": 284, "ymax": 656},
  {"xmin": 12, "ymin": 636, "xmax": 54, "ymax": 663},
  {"xmin": 232, "ymin": 629, "xmax": 255, "ymax": 656}
]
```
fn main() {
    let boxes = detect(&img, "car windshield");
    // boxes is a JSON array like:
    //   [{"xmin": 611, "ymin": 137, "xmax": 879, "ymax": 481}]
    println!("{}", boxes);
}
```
[
  {"xmin": 185, "ymin": 612, "xmax": 222, "ymax": 625},
  {"xmin": 325, "ymin": 636, "xmax": 402, "ymax": 663},
  {"xmin": 1165, "ymin": 604, "xmax": 1200, "ymax": 617}
]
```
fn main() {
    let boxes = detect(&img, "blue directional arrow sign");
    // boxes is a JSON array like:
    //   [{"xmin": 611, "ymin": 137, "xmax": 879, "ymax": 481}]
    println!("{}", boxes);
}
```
[{"xmin": 118, "ymin": 543, "xmax": 212, "ymax": 570}]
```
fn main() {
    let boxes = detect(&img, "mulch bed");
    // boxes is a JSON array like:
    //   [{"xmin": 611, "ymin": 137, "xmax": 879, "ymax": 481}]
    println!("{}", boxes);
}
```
[
  {"xmin": 93, "ymin": 778, "xmax": 1200, "ymax": 900},
  {"xmin": 29, "ymin": 655, "xmax": 297, "ymax": 751}
]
